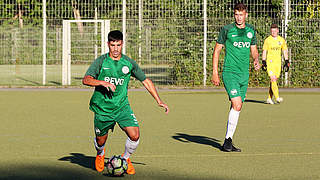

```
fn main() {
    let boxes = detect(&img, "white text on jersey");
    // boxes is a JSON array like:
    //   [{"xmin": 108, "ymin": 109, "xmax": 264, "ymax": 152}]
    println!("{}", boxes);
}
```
[
  {"xmin": 104, "ymin": 77, "xmax": 124, "ymax": 85},
  {"xmin": 233, "ymin": 42, "xmax": 250, "ymax": 48}
]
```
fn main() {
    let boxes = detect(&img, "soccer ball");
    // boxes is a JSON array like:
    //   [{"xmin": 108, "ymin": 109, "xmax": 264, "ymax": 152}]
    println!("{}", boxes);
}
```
[{"xmin": 106, "ymin": 155, "xmax": 128, "ymax": 176}]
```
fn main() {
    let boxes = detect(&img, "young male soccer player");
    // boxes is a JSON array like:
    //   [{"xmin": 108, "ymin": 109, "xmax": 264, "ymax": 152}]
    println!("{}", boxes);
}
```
[
  {"xmin": 262, "ymin": 23, "xmax": 290, "ymax": 104},
  {"xmin": 83, "ymin": 30, "xmax": 169, "ymax": 174},
  {"xmin": 211, "ymin": 3, "xmax": 260, "ymax": 152}
]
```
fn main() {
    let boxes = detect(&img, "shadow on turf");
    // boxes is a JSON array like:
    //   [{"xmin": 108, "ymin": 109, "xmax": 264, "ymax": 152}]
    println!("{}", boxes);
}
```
[
  {"xmin": 0, "ymin": 164, "xmax": 232, "ymax": 180},
  {"xmin": 172, "ymin": 133, "xmax": 222, "ymax": 150},
  {"xmin": 59, "ymin": 153, "xmax": 96, "ymax": 171},
  {"xmin": 16, "ymin": 76, "xmax": 41, "ymax": 85},
  {"xmin": 244, "ymin": 99, "xmax": 266, "ymax": 104},
  {"xmin": 58, "ymin": 153, "xmax": 146, "ymax": 171}
]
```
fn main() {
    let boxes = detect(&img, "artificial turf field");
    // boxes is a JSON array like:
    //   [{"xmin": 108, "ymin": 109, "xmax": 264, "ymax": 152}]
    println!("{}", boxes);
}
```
[{"xmin": 0, "ymin": 89, "xmax": 319, "ymax": 180}]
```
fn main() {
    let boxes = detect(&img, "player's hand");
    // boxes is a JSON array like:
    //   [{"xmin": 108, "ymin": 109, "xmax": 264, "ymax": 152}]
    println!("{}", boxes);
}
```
[
  {"xmin": 158, "ymin": 102, "xmax": 169, "ymax": 114},
  {"xmin": 254, "ymin": 60, "xmax": 260, "ymax": 71},
  {"xmin": 262, "ymin": 61, "xmax": 267, "ymax": 71},
  {"xmin": 211, "ymin": 73, "xmax": 220, "ymax": 86},
  {"xmin": 101, "ymin": 81, "xmax": 116, "ymax": 92},
  {"xmin": 283, "ymin": 60, "xmax": 290, "ymax": 72}
]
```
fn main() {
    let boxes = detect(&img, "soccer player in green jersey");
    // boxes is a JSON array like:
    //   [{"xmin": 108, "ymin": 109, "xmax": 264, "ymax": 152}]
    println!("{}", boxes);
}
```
[
  {"xmin": 211, "ymin": 3, "xmax": 260, "ymax": 152},
  {"xmin": 83, "ymin": 30, "xmax": 169, "ymax": 174}
]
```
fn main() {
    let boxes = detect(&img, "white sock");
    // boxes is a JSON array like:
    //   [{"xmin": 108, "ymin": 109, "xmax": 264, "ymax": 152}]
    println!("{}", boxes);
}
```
[
  {"xmin": 94, "ymin": 138, "xmax": 105, "ymax": 156},
  {"xmin": 123, "ymin": 137, "xmax": 140, "ymax": 160},
  {"xmin": 225, "ymin": 108, "xmax": 240, "ymax": 139}
]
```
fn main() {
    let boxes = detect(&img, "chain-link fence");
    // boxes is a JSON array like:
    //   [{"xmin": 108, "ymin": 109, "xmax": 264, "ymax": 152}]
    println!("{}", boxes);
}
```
[{"xmin": 0, "ymin": 0, "xmax": 319, "ymax": 87}]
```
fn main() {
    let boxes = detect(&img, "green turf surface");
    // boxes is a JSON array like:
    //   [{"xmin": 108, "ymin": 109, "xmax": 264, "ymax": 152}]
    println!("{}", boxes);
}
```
[{"xmin": 0, "ymin": 90, "xmax": 319, "ymax": 180}]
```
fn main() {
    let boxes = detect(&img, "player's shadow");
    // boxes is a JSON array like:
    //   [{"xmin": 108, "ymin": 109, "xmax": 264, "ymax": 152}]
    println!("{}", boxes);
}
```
[
  {"xmin": 58, "ymin": 153, "xmax": 96, "ymax": 171},
  {"xmin": 59, "ymin": 153, "xmax": 146, "ymax": 171},
  {"xmin": 172, "ymin": 133, "xmax": 221, "ymax": 150},
  {"xmin": 245, "ymin": 99, "xmax": 266, "ymax": 104}
]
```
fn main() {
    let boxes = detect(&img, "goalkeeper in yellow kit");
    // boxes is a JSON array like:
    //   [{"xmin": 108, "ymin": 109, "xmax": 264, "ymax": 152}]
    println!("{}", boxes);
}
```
[{"xmin": 262, "ymin": 24, "xmax": 290, "ymax": 104}]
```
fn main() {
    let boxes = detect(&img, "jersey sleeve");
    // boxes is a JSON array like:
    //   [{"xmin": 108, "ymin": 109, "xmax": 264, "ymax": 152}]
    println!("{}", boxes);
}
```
[
  {"xmin": 84, "ymin": 55, "xmax": 105, "ymax": 79},
  {"xmin": 250, "ymin": 30, "xmax": 257, "ymax": 46},
  {"xmin": 262, "ymin": 38, "xmax": 269, "ymax": 50},
  {"xmin": 216, "ymin": 26, "xmax": 227, "ymax": 44},
  {"xmin": 129, "ymin": 59, "xmax": 147, "ymax": 82}
]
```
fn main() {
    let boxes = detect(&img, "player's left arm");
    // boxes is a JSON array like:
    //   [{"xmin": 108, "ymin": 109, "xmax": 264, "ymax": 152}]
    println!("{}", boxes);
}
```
[
  {"xmin": 142, "ymin": 78, "xmax": 169, "ymax": 114},
  {"xmin": 250, "ymin": 45, "xmax": 260, "ymax": 70},
  {"xmin": 282, "ymin": 39, "xmax": 290, "ymax": 72}
]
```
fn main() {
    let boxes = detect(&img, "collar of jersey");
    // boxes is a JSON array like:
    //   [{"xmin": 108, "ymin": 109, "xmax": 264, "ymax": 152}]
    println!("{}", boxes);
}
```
[
  {"xmin": 233, "ymin": 22, "xmax": 247, "ymax": 30},
  {"xmin": 106, "ymin": 53, "xmax": 123, "ymax": 62}
]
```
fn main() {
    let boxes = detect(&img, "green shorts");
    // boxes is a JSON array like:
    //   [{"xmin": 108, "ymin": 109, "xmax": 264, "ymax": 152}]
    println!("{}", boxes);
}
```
[
  {"xmin": 222, "ymin": 72, "xmax": 249, "ymax": 102},
  {"xmin": 94, "ymin": 105, "xmax": 139, "ymax": 136}
]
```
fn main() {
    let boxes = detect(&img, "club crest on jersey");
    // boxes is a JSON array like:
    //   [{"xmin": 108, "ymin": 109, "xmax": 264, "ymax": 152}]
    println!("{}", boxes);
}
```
[
  {"xmin": 247, "ymin": 32, "xmax": 253, "ymax": 39},
  {"xmin": 278, "ymin": 41, "xmax": 281, "ymax": 45},
  {"xmin": 122, "ymin": 66, "xmax": 129, "ymax": 74},
  {"xmin": 230, "ymin": 89, "xmax": 238, "ymax": 95},
  {"xmin": 95, "ymin": 127, "xmax": 101, "ymax": 135}
]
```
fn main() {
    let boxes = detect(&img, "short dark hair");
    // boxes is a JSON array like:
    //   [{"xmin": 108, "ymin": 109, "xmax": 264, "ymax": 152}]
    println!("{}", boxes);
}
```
[
  {"xmin": 270, "ymin": 23, "xmax": 279, "ymax": 29},
  {"xmin": 108, "ymin": 30, "xmax": 123, "ymax": 42},
  {"xmin": 234, "ymin": 3, "xmax": 247, "ymax": 12}
]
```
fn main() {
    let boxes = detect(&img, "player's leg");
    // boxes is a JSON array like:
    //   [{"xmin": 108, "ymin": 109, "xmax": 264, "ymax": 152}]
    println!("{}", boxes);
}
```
[
  {"xmin": 226, "ymin": 96, "xmax": 242, "ymax": 139},
  {"xmin": 94, "ymin": 113, "xmax": 116, "ymax": 172},
  {"xmin": 222, "ymin": 97, "xmax": 242, "ymax": 152},
  {"xmin": 94, "ymin": 134, "xmax": 107, "ymax": 172},
  {"xmin": 268, "ymin": 65, "xmax": 282, "ymax": 103},
  {"xmin": 117, "ymin": 105, "xmax": 140, "ymax": 174},
  {"xmin": 221, "ymin": 72, "xmax": 243, "ymax": 152},
  {"xmin": 95, "ymin": 134, "xmax": 108, "ymax": 155},
  {"xmin": 267, "ymin": 67, "xmax": 275, "ymax": 104},
  {"xmin": 122, "ymin": 126, "xmax": 140, "ymax": 159},
  {"xmin": 121, "ymin": 126, "xmax": 139, "ymax": 175},
  {"xmin": 274, "ymin": 68, "xmax": 283, "ymax": 103},
  {"xmin": 270, "ymin": 75, "xmax": 283, "ymax": 103},
  {"xmin": 267, "ymin": 81, "xmax": 274, "ymax": 104}
]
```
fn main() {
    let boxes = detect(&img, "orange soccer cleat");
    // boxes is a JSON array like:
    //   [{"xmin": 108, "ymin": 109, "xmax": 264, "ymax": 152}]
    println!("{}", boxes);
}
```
[
  {"xmin": 95, "ymin": 148, "xmax": 105, "ymax": 172},
  {"xmin": 121, "ymin": 154, "xmax": 135, "ymax": 175},
  {"xmin": 126, "ymin": 157, "xmax": 135, "ymax": 175}
]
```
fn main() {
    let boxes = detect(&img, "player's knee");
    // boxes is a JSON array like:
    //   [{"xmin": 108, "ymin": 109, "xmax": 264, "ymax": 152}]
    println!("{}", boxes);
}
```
[
  {"xmin": 233, "ymin": 105, "xmax": 242, "ymax": 111},
  {"xmin": 129, "ymin": 135, "xmax": 140, "ymax": 142},
  {"xmin": 231, "ymin": 98, "xmax": 242, "ymax": 111}
]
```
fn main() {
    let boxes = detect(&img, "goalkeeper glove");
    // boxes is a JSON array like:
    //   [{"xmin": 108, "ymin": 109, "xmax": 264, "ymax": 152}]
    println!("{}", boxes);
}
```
[
  {"xmin": 283, "ymin": 60, "xmax": 290, "ymax": 72},
  {"xmin": 262, "ymin": 61, "xmax": 267, "ymax": 71}
]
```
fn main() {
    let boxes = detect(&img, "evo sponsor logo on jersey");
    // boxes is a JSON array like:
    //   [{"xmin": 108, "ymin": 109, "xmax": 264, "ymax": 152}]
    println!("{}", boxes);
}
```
[
  {"xmin": 233, "ymin": 41, "xmax": 251, "ymax": 48},
  {"xmin": 104, "ymin": 77, "xmax": 124, "ymax": 85},
  {"xmin": 271, "ymin": 47, "xmax": 280, "ymax": 51}
]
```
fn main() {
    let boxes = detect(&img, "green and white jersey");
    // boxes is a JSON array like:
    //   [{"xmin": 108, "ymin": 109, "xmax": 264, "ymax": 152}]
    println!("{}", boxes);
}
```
[
  {"xmin": 85, "ymin": 53, "xmax": 146, "ymax": 115},
  {"xmin": 217, "ymin": 23, "xmax": 257, "ymax": 73}
]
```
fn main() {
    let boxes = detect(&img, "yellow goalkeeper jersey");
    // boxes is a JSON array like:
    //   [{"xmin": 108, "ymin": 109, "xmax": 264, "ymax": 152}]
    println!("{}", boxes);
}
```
[{"xmin": 263, "ymin": 35, "xmax": 288, "ymax": 65}]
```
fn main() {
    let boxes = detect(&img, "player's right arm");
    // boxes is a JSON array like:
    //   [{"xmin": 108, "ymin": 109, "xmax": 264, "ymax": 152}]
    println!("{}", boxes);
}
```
[
  {"xmin": 82, "ymin": 55, "xmax": 116, "ymax": 92},
  {"xmin": 82, "ymin": 75, "xmax": 116, "ymax": 92},
  {"xmin": 211, "ymin": 43, "xmax": 224, "ymax": 86}
]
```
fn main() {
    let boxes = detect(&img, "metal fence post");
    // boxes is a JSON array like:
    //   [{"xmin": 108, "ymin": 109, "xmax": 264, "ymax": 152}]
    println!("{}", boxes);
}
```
[
  {"xmin": 284, "ymin": 0, "xmax": 290, "ymax": 86},
  {"xmin": 122, "ymin": 0, "xmax": 126, "ymax": 54},
  {"xmin": 203, "ymin": 0, "xmax": 207, "ymax": 86},
  {"xmin": 138, "ymin": 0, "xmax": 143, "ymax": 63},
  {"xmin": 42, "ymin": 0, "xmax": 46, "ymax": 85}
]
